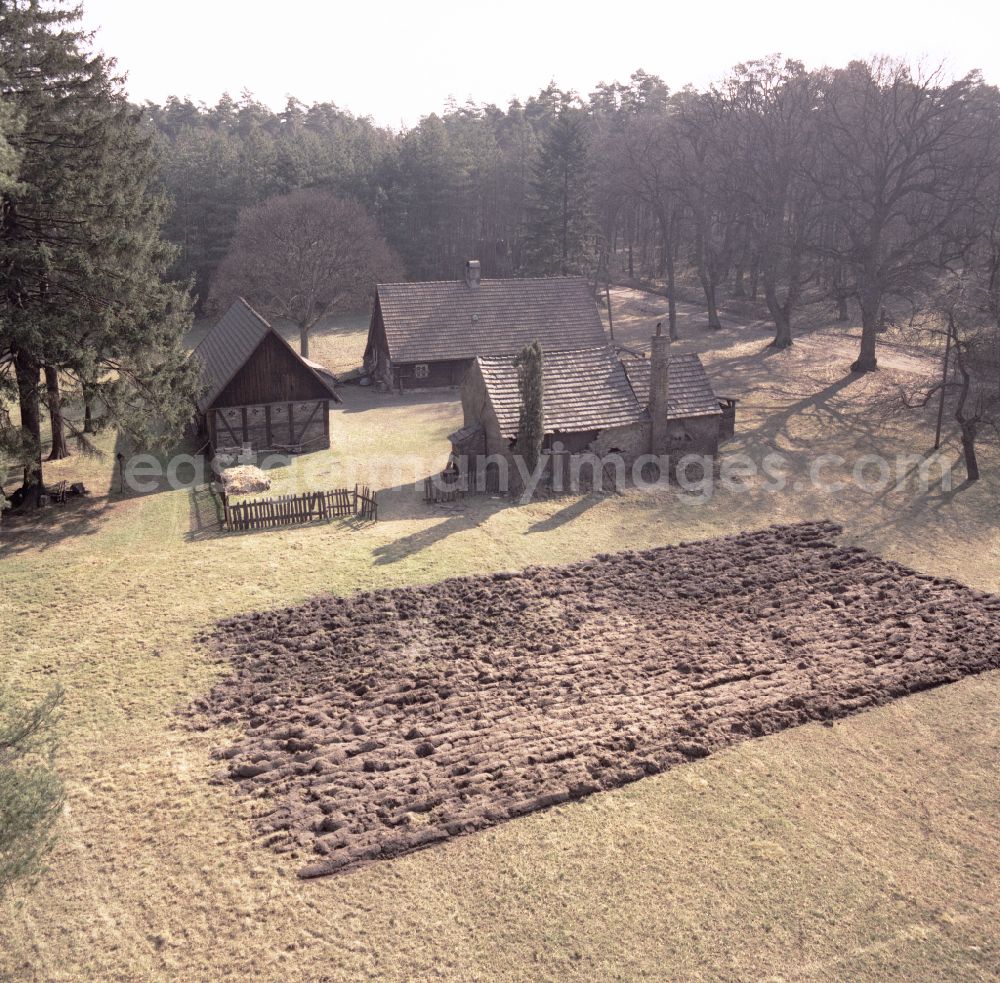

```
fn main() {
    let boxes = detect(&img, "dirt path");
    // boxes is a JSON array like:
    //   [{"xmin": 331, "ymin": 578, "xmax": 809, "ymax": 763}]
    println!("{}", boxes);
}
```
[{"xmin": 190, "ymin": 521, "xmax": 1000, "ymax": 878}]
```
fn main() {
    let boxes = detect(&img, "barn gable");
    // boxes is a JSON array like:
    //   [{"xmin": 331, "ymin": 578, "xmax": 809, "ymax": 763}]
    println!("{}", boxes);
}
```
[
  {"xmin": 213, "ymin": 332, "xmax": 332, "ymax": 409},
  {"xmin": 191, "ymin": 298, "xmax": 340, "ymax": 413},
  {"xmin": 191, "ymin": 299, "xmax": 341, "ymax": 454}
]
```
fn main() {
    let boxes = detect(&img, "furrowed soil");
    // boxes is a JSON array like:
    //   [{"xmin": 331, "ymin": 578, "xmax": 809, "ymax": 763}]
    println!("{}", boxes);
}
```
[{"xmin": 190, "ymin": 520, "xmax": 1000, "ymax": 878}]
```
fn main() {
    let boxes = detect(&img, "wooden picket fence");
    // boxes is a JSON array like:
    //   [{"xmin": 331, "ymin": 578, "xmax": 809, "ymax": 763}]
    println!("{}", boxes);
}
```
[
  {"xmin": 356, "ymin": 484, "xmax": 378, "ymax": 522},
  {"xmin": 219, "ymin": 484, "xmax": 376, "ymax": 532}
]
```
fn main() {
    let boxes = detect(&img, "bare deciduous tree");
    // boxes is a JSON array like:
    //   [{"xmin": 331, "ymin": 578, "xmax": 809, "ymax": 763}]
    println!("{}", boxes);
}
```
[
  {"xmin": 210, "ymin": 188, "xmax": 402, "ymax": 358},
  {"xmin": 725, "ymin": 58, "xmax": 821, "ymax": 348},
  {"xmin": 903, "ymin": 275, "xmax": 999, "ymax": 482},
  {"xmin": 674, "ymin": 90, "xmax": 742, "ymax": 330},
  {"xmin": 811, "ymin": 60, "xmax": 986, "ymax": 373},
  {"xmin": 614, "ymin": 112, "xmax": 683, "ymax": 334}
]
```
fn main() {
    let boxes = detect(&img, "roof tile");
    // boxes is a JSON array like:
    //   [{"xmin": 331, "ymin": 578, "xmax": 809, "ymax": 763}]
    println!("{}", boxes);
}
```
[
  {"xmin": 477, "ymin": 346, "xmax": 647, "ymax": 439},
  {"xmin": 621, "ymin": 353, "xmax": 722, "ymax": 420},
  {"xmin": 377, "ymin": 276, "xmax": 607, "ymax": 362}
]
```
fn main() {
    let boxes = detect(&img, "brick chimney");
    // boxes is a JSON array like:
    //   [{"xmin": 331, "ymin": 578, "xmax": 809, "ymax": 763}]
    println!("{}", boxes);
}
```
[
  {"xmin": 649, "ymin": 321, "xmax": 670, "ymax": 455},
  {"xmin": 465, "ymin": 259, "xmax": 481, "ymax": 289}
]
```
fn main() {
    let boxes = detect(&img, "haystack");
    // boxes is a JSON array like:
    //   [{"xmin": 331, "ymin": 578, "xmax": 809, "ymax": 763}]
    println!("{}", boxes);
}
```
[{"xmin": 221, "ymin": 465, "xmax": 271, "ymax": 496}]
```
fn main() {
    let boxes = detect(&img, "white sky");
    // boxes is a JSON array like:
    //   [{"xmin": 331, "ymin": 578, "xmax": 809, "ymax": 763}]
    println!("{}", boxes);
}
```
[{"xmin": 79, "ymin": 0, "xmax": 1000, "ymax": 129}]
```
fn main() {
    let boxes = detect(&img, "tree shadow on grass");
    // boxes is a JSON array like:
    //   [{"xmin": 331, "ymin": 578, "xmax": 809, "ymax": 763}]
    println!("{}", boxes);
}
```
[
  {"xmin": 185, "ymin": 484, "xmax": 226, "ymax": 542},
  {"xmin": 726, "ymin": 370, "xmax": 870, "ymax": 464},
  {"xmin": 0, "ymin": 494, "xmax": 112, "ymax": 560},
  {"xmin": 370, "ymin": 480, "xmax": 515, "ymax": 566},
  {"xmin": 371, "ymin": 511, "xmax": 483, "ymax": 566},
  {"xmin": 526, "ymin": 492, "xmax": 606, "ymax": 533}
]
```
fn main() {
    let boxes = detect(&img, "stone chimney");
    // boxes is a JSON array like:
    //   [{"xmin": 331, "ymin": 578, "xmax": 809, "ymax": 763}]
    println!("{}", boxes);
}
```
[
  {"xmin": 649, "ymin": 321, "xmax": 670, "ymax": 455},
  {"xmin": 465, "ymin": 259, "xmax": 482, "ymax": 289}
]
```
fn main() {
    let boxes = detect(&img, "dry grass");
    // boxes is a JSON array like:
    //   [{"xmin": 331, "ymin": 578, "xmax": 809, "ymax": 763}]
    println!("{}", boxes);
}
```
[{"xmin": 1, "ymin": 291, "xmax": 998, "ymax": 981}]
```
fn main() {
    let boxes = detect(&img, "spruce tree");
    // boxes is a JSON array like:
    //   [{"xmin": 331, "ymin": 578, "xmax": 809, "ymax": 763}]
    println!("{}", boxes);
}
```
[
  {"xmin": 0, "ymin": 0, "xmax": 198, "ymax": 506},
  {"xmin": 524, "ymin": 108, "xmax": 593, "ymax": 275}
]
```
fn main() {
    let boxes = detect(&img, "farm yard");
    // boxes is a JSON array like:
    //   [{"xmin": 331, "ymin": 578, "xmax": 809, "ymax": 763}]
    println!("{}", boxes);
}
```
[{"xmin": 2, "ymin": 289, "xmax": 1000, "ymax": 981}]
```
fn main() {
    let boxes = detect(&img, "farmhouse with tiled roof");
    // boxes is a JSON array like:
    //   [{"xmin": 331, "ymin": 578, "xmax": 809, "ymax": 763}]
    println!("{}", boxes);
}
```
[
  {"xmin": 363, "ymin": 260, "xmax": 607, "ymax": 390},
  {"xmin": 452, "ymin": 324, "xmax": 736, "ymax": 468}
]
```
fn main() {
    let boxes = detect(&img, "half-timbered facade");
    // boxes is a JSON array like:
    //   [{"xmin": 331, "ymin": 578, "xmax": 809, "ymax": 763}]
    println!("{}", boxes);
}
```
[{"xmin": 191, "ymin": 299, "xmax": 340, "ymax": 454}]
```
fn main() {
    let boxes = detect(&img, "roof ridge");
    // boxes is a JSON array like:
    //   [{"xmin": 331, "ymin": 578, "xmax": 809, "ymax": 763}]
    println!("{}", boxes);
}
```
[
  {"xmin": 477, "ymin": 344, "xmax": 614, "ymax": 364},
  {"xmin": 235, "ymin": 295, "xmax": 274, "ymax": 329},
  {"xmin": 378, "ymin": 274, "xmax": 590, "ymax": 288}
]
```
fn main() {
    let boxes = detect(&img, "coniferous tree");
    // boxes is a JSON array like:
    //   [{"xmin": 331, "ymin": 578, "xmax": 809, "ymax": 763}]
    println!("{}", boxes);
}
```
[
  {"xmin": 0, "ymin": 0, "xmax": 198, "ymax": 505},
  {"xmin": 524, "ymin": 108, "xmax": 593, "ymax": 275},
  {"xmin": 514, "ymin": 340, "xmax": 544, "ymax": 477}
]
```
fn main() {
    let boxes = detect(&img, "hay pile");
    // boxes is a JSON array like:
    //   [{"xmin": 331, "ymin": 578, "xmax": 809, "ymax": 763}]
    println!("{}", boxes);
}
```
[{"xmin": 220, "ymin": 465, "xmax": 271, "ymax": 496}]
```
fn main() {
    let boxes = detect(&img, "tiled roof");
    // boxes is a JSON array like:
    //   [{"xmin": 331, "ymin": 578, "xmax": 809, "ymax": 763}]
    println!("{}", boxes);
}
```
[
  {"xmin": 190, "ymin": 299, "xmax": 339, "ymax": 413},
  {"xmin": 477, "ymin": 346, "xmax": 647, "ymax": 439},
  {"xmin": 621, "ymin": 353, "xmax": 722, "ymax": 419},
  {"xmin": 376, "ymin": 276, "xmax": 606, "ymax": 363}
]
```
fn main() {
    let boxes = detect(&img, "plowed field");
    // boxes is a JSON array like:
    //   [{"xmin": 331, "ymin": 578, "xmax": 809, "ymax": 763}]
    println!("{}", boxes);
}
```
[{"xmin": 190, "ymin": 521, "xmax": 1000, "ymax": 877}]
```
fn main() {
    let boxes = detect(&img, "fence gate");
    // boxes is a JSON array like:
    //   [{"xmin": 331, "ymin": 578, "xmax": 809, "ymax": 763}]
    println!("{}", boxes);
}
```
[{"xmin": 356, "ymin": 485, "xmax": 378, "ymax": 521}]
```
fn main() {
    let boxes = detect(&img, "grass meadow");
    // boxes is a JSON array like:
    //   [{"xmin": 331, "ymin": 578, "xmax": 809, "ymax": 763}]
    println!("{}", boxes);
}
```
[{"xmin": 1, "ymin": 290, "xmax": 997, "ymax": 981}]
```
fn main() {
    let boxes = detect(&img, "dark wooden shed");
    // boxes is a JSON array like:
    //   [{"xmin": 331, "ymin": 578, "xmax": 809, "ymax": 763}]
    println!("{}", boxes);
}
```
[{"xmin": 191, "ymin": 298, "xmax": 341, "ymax": 454}]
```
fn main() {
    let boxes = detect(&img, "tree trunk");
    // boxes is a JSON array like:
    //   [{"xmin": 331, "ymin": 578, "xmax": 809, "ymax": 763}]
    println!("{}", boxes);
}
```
[
  {"xmin": 732, "ymin": 266, "xmax": 746, "ymax": 299},
  {"xmin": 960, "ymin": 423, "xmax": 980, "ymax": 482},
  {"xmin": 665, "ymin": 241, "xmax": 678, "ymax": 341},
  {"xmin": 852, "ymin": 290, "xmax": 880, "ymax": 373},
  {"xmin": 14, "ymin": 348, "xmax": 44, "ymax": 507},
  {"xmin": 832, "ymin": 266, "xmax": 849, "ymax": 322},
  {"xmin": 83, "ymin": 381, "xmax": 96, "ymax": 435},
  {"xmin": 951, "ymin": 313, "xmax": 980, "ymax": 483},
  {"xmin": 765, "ymin": 279, "xmax": 793, "ymax": 349},
  {"xmin": 698, "ymin": 268, "xmax": 722, "ymax": 330},
  {"xmin": 560, "ymin": 169, "xmax": 569, "ymax": 275},
  {"xmin": 44, "ymin": 364, "xmax": 70, "ymax": 460},
  {"xmin": 659, "ymin": 209, "xmax": 678, "ymax": 339},
  {"xmin": 299, "ymin": 326, "xmax": 310, "ymax": 359}
]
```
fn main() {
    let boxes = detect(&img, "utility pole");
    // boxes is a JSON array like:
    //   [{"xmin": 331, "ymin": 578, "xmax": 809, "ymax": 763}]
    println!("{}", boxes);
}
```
[{"xmin": 934, "ymin": 324, "xmax": 953, "ymax": 451}]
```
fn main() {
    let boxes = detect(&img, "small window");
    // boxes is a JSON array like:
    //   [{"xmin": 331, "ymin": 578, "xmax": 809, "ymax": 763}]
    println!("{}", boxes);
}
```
[{"xmin": 414, "ymin": 363, "xmax": 429, "ymax": 379}]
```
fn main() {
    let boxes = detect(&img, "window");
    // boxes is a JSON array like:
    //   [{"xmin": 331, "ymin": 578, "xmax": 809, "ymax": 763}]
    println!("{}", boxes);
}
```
[{"xmin": 414, "ymin": 363, "xmax": 429, "ymax": 379}]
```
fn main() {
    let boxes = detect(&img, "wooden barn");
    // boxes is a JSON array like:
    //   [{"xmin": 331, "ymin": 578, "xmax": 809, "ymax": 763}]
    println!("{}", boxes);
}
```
[
  {"xmin": 363, "ymin": 260, "xmax": 608, "ymax": 390},
  {"xmin": 452, "ymin": 325, "xmax": 731, "ymax": 473},
  {"xmin": 191, "ymin": 298, "xmax": 341, "ymax": 454}
]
